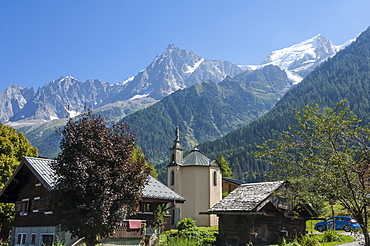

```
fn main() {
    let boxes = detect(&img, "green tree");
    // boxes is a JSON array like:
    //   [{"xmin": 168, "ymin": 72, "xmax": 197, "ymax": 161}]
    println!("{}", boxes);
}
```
[
  {"xmin": 132, "ymin": 146, "xmax": 158, "ymax": 179},
  {"xmin": 51, "ymin": 110, "xmax": 150, "ymax": 246},
  {"xmin": 258, "ymin": 101, "xmax": 370, "ymax": 246},
  {"xmin": 217, "ymin": 155, "xmax": 234, "ymax": 179},
  {"xmin": 0, "ymin": 124, "xmax": 38, "ymax": 231}
]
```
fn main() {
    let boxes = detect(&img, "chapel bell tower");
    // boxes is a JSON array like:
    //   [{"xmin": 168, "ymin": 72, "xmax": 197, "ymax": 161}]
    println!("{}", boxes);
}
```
[
  {"xmin": 167, "ymin": 126, "xmax": 222, "ymax": 227},
  {"xmin": 170, "ymin": 126, "xmax": 183, "ymax": 164}
]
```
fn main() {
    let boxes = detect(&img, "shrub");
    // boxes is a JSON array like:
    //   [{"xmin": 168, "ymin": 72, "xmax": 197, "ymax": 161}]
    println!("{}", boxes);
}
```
[
  {"xmin": 321, "ymin": 230, "xmax": 341, "ymax": 243},
  {"xmin": 157, "ymin": 218, "xmax": 216, "ymax": 246},
  {"xmin": 0, "ymin": 240, "xmax": 8, "ymax": 246},
  {"xmin": 297, "ymin": 235, "xmax": 320, "ymax": 246},
  {"xmin": 277, "ymin": 235, "xmax": 287, "ymax": 246},
  {"xmin": 288, "ymin": 241, "xmax": 301, "ymax": 246},
  {"xmin": 177, "ymin": 218, "xmax": 197, "ymax": 231}
]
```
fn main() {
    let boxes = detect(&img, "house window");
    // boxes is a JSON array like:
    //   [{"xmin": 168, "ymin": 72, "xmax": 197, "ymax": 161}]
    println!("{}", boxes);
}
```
[
  {"xmin": 144, "ymin": 203, "xmax": 153, "ymax": 212},
  {"xmin": 170, "ymin": 170, "xmax": 175, "ymax": 186},
  {"xmin": 32, "ymin": 197, "xmax": 40, "ymax": 212},
  {"xmin": 31, "ymin": 234, "xmax": 37, "ymax": 245},
  {"xmin": 34, "ymin": 177, "xmax": 41, "ymax": 194},
  {"xmin": 41, "ymin": 235, "xmax": 54, "ymax": 246},
  {"xmin": 20, "ymin": 198, "xmax": 29, "ymax": 216},
  {"xmin": 17, "ymin": 233, "xmax": 27, "ymax": 245},
  {"xmin": 213, "ymin": 171, "xmax": 217, "ymax": 186},
  {"xmin": 34, "ymin": 183, "xmax": 41, "ymax": 193}
]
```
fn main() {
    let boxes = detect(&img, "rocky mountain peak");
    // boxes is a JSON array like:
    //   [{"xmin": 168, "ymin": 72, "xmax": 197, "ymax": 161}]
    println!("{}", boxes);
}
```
[
  {"xmin": 118, "ymin": 45, "xmax": 243, "ymax": 100},
  {"xmin": 0, "ymin": 85, "xmax": 34, "ymax": 122},
  {"xmin": 166, "ymin": 43, "xmax": 177, "ymax": 51}
]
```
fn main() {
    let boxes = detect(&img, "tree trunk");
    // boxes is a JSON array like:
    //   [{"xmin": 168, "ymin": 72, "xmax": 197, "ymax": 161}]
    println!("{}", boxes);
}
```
[
  {"xmin": 355, "ymin": 213, "xmax": 369, "ymax": 246},
  {"xmin": 85, "ymin": 235, "xmax": 97, "ymax": 246},
  {"xmin": 361, "ymin": 226, "xmax": 370, "ymax": 246}
]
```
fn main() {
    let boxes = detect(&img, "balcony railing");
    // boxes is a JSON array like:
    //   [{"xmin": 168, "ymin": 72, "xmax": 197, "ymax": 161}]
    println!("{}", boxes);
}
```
[{"xmin": 110, "ymin": 220, "xmax": 145, "ymax": 238}]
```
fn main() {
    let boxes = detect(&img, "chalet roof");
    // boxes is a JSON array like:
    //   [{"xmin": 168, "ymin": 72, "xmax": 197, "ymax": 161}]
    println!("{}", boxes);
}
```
[
  {"xmin": 143, "ymin": 176, "xmax": 185, "ymax": 201},
  {"xmin": 26, "ymin": 157, "xmax": 56, "ymax": 190},
  {"xmin": 207, "ymin": 181, "xmax": 286, "ymax": 213},
  {"xmin": 182, "ymin": 148, "xmax": 211, "ymax": 167},
  {"xmin": 0, "ymin": 157, "xmax": 185, "ymax": 203}
]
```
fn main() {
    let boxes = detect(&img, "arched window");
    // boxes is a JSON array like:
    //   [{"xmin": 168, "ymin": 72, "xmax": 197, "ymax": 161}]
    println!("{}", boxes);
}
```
[
  {"xmin": 213, "ymin": 170, "xmax": 217, "ymax": 186},
  {"xmin": 170, "ymin": 170, "xmax": 175, "ymax": 186},
  {"xmin": 171, "ymin": 153, "xmax": 175, "ymax": 162}
]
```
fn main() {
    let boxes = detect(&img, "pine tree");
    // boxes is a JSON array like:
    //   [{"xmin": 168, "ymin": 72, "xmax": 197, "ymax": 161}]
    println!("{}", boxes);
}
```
[{"xmin": 217, "ymin": 155, "xmax": 234, "ymax": 179}]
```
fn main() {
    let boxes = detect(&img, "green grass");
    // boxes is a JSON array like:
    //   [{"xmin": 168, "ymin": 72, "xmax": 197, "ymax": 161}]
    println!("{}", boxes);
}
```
[
  {"xmin": 306, "ymin": 220, "xmax": 324, "ymax": 232},
  {"xmin": 198, "ymin": 226, "xmax": 218, "ymax": 232},
  {"xmin": 157, "ymin": 236, "xmax": 200, "ymax": 246},
  {"xmin": 269, "ymin": 233, "xmax": 355, "ymax": 246},
  {"xmin": 315, "ymin": 233, "xmax": 355, "ymax": 246}
]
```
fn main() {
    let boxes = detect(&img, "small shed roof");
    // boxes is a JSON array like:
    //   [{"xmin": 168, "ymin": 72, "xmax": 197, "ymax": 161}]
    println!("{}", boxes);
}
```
[
  {"xmin": 0, "ymin": 157, "xmax": 185, "ymax": 203},
  {"xmin": 222, "ymin": 177, "xmax": 246, "ymax": 186},
  {"xmin": 207, "ymin": 181, "xmax": 286, "ymax": 213}
]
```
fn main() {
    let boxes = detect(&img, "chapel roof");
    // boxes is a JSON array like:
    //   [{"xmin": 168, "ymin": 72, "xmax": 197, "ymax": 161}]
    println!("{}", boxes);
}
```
[{"xmin": 182, "ymin": 148, "xmax": 212, "ymax": 167}]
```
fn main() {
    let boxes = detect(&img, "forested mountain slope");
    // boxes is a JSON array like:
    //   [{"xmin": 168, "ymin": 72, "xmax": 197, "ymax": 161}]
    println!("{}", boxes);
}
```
[
  {"xmin": 119, "ymin": 65, "xmax": 291, "ymax": 164},
  {"xmin": 199, "ymin": 26, "xmax": 370, "ymax": 181}
]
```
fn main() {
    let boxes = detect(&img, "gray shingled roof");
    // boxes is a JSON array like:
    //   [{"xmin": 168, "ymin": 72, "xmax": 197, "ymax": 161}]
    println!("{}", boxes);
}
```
[
  {"xmin": 182, "ymin": 148, "xmax": 211, "ymax": 166},
  {"xmin": 25, "ymin": 157, "xmax": 56, "ymax": 190},
  {"xmin": 207, "ymin": 181, "xmax": 285, "ymax": 213},
  {"xmin": 143, "ymin": 176, "xmax": 185, "ymax": 201},
  {"xmin": 14, "ymin": 157, "xmax": 185, "ymax": 202}
]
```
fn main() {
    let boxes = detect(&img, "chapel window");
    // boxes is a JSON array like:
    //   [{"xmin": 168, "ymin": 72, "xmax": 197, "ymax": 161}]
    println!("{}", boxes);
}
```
[{"xmin": 170, "ymin": 170, "xmax": 175, "ymax": 186}]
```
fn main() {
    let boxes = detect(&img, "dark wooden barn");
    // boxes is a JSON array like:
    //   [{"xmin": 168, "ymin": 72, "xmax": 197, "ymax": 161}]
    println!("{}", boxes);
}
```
[{"xmin": 204, "ymin": 181, "xmax": 316, "ymax": 246}]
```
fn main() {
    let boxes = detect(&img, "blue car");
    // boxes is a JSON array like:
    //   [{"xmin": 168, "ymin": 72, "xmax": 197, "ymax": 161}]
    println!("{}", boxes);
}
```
[{"xmin": 314, "ymin": 216, "xmax": 361, "ymax": 232}]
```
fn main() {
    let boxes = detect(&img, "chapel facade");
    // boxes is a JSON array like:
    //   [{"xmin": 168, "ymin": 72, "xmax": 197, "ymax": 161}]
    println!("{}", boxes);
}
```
[{"xmin": 167, "ymin": 127, "xmax": 222, "ymax": 227}]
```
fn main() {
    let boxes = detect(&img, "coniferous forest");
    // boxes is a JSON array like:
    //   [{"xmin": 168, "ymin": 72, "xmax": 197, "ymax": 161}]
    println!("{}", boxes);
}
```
[
  {"xmin": 119, "ymin": 65, "xmax": 290, "ymax": 164},
  {"xmin": 200, "ymin": 26, "xmax": 370, "ymax": 181}
]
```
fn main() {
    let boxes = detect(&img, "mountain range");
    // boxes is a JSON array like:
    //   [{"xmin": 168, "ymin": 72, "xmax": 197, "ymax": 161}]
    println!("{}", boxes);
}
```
[
  {"xmin": 199, "ymin": 26, "xmax": 370, "ymax": 181},
  {"xmin": 0, "ymin": 34, "xmax": 354, "ymax": 165},
  {"xmin": 0, "ymin": 44, "xmax": 245, "ymax": 124}
]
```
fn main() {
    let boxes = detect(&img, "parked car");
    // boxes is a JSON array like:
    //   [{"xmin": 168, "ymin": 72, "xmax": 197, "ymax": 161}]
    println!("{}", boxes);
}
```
[{"xmin": 314, "ymin": 216, "xmax": 361, "ymax": 232}]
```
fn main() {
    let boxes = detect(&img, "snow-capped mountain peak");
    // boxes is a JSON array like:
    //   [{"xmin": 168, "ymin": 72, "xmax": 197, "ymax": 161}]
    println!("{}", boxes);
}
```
[
  {"xmin": 257, "ymin": 34, "xmax": 354, "ymax": 84},
  {"xmin": 262, "ymin": 34, "xmax": 336, "ymax": 71}
]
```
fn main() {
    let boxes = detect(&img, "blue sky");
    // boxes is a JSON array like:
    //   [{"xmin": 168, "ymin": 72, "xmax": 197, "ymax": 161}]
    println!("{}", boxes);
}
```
[{"xmin": 1, "ymin": 0, "xmax": 370, "ymax": 93}]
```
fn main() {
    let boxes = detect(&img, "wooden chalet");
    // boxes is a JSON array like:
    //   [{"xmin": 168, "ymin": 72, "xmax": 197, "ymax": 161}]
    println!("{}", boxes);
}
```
[
  {"xmin": 204, "ymin": 181, "xmax": 316, "ymax": 246},
  {"xmin": 0, "ymin": 157, "xmax": 185, "ymax": 246},
  {"xmin": 222, "ymin": 177, "xmax": 246, "ymax": 194}
]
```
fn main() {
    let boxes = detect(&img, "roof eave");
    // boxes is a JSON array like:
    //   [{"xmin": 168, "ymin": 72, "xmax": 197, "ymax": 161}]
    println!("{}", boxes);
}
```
[
  {"xmin": 0, "ymin": 158, "xmax": 31, "ymax": 202},
  {"xmin": 200, "ymin": 211, "xmax": 265, "ymax": 215}
]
